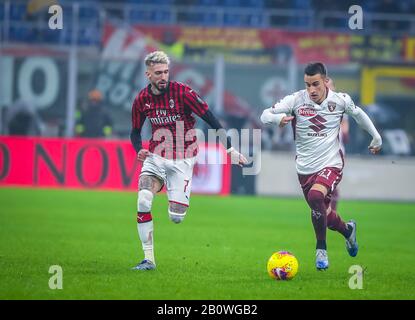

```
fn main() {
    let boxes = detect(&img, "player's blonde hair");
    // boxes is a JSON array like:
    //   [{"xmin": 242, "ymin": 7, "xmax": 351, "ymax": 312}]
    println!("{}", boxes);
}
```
[{"xmin": 144, "ymin": 51, "xmax": 170, "ymax": 67}]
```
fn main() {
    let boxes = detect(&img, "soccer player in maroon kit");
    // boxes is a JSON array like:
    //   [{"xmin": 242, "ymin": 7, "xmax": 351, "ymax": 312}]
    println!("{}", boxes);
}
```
[
  {"xmin": 130, "ymin": 51, "xmax": 247, "ymax": 270},
  {"xmin": 261, "ymin": 62, "xmax": 382, "ymax": 270}
]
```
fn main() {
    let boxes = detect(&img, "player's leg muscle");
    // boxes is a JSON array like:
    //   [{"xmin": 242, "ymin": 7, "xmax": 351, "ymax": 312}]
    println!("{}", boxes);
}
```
[
  {"xmin": 307, "ymin": 187, "xmax": 327, "ymax": 217},
  {"xmin": 309, "ymin": 183, "xmax": 331, "ymax": 215},
  {"xmin": 307, "ymin": 186, "xmax": 329, "ymax": 250},
  {"xmin": 310, "ymin": 183, "xmax": 328, "ymax": 197},
  {"xmin": 168, "ymin": 202, "xmax": 188, "ymax": 224},
  {"xmin": 139, "ymin": 175, "xmax": 162, "ymax": 193}
]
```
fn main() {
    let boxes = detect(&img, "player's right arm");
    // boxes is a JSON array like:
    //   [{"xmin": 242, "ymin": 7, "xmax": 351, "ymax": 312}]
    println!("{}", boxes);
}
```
[
  {"xmin": 260, "ymin": 93, "xmax": 296, "ymax": 127},
  {"xmin": 130, "ymin": 94, "xmax": 148, "ymax": 162},
  {"xmin": 260, "ymin": 110, "xmax": 294, "ymax": 128}
]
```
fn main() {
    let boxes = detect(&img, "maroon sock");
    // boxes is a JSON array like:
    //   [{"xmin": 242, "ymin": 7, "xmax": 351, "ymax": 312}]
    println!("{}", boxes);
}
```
[
  {"xmin": 331, "ymin": 189, "xmax": 339, "ymax": 211},
  {"xmin": 307, "ymin": 190, "xmax": 327, "ymax": 248},
  {"xmin": 327, "ymin": 210, "xmax": 350, "ymax": 238}
]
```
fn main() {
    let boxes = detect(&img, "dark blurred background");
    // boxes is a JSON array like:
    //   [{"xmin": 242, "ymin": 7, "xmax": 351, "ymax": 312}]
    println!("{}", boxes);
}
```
[{"xmin": 0, "ymin": 0, "xmax": 414, "ymax": 196}]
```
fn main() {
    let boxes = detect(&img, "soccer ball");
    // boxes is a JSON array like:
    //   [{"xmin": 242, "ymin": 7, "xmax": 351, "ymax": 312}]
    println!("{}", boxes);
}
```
[{"xmin": 267, "ymin": 251, "xmax": 299, "ymax": 280}]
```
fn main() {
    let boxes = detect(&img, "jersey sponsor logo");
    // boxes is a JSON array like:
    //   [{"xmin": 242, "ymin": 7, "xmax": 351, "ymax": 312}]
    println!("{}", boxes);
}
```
[
  {"xmin": 149, "ymin": 114, "xmax": 181, "ymax": 125},
  {"xmin": 309, "ymin": 115, "xmax": 327, "ymax": 133},
  {"xmin": 328, "ymin": 101, "xmax": 336, "ymax": 112},
  {"xmin": 298, "ymin": 107, "xmax": 317, "ymax": 117},
  {"xmin": 156, "ymin": 109, "xmax": 168, "ymax": 116},
  {"xmin": 145, "ymin": 103, "xmax": 152, "ymax": 109},
  {"xmin": 307, "ymin": 132, "xmax": 328, "ymax": 137}
]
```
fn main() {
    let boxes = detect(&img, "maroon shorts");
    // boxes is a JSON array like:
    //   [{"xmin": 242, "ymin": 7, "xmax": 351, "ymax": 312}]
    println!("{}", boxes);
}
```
[{"xmin": 298, "ymin": 167, "xmax": 343, "ymax": 205}]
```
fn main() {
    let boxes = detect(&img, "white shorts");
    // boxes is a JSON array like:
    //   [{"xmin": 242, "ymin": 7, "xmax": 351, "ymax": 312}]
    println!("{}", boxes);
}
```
[{"xmin": 140, "ymin": 153, "xmax": 196, "ymax": 206}]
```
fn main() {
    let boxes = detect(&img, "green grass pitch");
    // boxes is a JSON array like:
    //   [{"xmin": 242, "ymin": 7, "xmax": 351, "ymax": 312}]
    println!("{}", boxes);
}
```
[{"xmin": 1, "ymin": 187, "xmax": 414, "ymax": 300}]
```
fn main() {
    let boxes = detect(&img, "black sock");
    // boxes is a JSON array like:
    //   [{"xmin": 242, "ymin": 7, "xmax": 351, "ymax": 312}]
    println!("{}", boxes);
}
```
[{"xmin": 316, "ymin": 240, "xmax": 327, "ymax": 250}]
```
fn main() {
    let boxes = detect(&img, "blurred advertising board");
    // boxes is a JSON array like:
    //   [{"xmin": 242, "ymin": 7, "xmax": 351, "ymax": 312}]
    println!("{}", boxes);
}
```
[
  {"xmin": 130, "ymin": 24, "xmax": 407, "ymax": 65},
  {"xmin": 0, "ymin": 136, "xmax": 231, "ymax": 195}
]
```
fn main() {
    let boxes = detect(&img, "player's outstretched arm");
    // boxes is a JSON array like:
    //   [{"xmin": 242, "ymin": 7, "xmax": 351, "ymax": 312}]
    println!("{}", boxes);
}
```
[
  {"xmin": 199, "ymin": 110, "xmax": 248, "ymax": 167},
  {"xmin": 184, "ymin": 86, "xmax": 247, "ymax": 166},
  {"xmin": 261, "ymin": 93, "xmax": 296, "ymax": 127},
  {"xmin": 260, "ymin": 108, "xmax": 294, "ymax": 128},
  {"xmin": 260, "ymin": 108, "xmax": 284, "ymax": 125},
  {"xmin": 347, "ymin": 106, "xmax": 382, "ymax": 154},
  {"xmin": 226, "ymin": 147, "xmax": 248, "ymax": 167},
  {"xmin": 279, "ymin": 115, "xmax": 295, "ymax": 128},
  {"xmin": 270, "ymin": 93, "xmax": 296, "ymax": 115}
]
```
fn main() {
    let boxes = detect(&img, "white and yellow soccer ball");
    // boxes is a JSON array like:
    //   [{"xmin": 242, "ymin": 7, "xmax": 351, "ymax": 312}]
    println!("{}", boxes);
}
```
[{"xmin": 267, "ymin": 251, "xmax": 299, "ymax": 280}]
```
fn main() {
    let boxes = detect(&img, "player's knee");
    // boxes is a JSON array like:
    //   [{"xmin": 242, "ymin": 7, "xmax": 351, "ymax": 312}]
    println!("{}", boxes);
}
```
[
  {"xmin": 307, "ymin": 189, "xmax": 325, "ymax": 206},
  {"xmin": 169, "ymin": 210, "xmax": 187, "ymax": 224},
  {"xmin": 168, "ymin": 202, "xmax": 188, "ymax": 224},
  {"xmin": 138, "ymin": 189, "xmax": 154, "ymax": 212}
]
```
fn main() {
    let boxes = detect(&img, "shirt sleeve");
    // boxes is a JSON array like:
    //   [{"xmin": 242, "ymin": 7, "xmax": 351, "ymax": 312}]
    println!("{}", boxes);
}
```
[
  {"xmin": 183, "ymin": 87, "xmax": 209, "ymax": 117},
  {"xmin": 341, "ymin": 93, "xmax": 382, "ymax": 145},
  {"xmin": 271, "ymin": 93, "xmax": 296, "ymax": 114},
  {"xmin": 260, "ymin": 108, "xmax": 286, "ymax": 125},
  {"xmin": 130, "ymin": 95, "xmax": 146, "ymax": 152},
  {"xmin": 200, "ymin": 110, "xmax": 232, "ymax": 150},
  {"xmin": 131, "ymin": 95, "xmax": 146, "ymax": 131},
  {"xmin": 341, "ymin": 92, "xmax": 359, "ymax": 116}
]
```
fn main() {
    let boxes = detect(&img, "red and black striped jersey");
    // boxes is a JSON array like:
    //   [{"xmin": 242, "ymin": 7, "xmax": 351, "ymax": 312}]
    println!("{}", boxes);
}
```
[{"xmin": 131, "ymin": 81, "xmax": 209, "ymax": 159}]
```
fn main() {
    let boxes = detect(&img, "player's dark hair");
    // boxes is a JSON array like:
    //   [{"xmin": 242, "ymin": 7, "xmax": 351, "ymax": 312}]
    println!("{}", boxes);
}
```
[{"xmin": 304, "ymin": 62, "xmax": 327, "ymax": 77}]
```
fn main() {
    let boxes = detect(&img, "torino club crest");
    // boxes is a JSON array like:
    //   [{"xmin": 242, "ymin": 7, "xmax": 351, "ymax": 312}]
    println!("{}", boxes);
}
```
[{"xmin": 328, "ymin": 101, "xmax": 336, "ymax": 112}]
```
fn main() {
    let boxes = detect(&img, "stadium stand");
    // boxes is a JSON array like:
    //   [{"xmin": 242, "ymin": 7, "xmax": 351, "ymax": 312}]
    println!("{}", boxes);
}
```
[{"xmin": 1, "ymin": 0, "xmax": 414, "ymax": 46}]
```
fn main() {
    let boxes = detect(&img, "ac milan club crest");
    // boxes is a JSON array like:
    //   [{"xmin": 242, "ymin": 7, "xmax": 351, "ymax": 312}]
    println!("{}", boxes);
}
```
[
  {"xmin": 328, "ymin": 101, "xmax": 336, "ymax": 112},
  {"xmin": 169, "ymin": 99, "xmax": 175, "ymax": 109}
]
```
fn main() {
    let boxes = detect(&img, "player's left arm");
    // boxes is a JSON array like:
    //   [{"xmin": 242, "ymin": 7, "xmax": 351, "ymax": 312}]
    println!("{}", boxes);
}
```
[
  {"xmin": 183, "ymin": 87, "xmax": 248, "ymax": 166},
  {"xmin": 343, "ymin": 94, "xmax": 382, "ymax": 154}
]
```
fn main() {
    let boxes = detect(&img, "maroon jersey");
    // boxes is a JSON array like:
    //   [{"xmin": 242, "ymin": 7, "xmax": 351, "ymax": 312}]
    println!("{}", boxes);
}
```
[{"xmin": 132, "ymin": 81, "xmax": 209, "ymax": 159}]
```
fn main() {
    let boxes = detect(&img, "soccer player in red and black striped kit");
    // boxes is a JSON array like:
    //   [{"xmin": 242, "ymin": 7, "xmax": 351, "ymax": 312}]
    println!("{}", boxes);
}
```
[{"xmin": 130, "ymin": 51, "xmax": 248, "ymax": 270}]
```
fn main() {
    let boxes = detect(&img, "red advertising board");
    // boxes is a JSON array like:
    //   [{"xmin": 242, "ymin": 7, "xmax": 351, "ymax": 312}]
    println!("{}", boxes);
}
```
[{"xmin": 0, "ymin": 136, "xmax": 231, "ymax": 195}]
